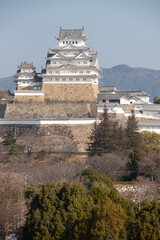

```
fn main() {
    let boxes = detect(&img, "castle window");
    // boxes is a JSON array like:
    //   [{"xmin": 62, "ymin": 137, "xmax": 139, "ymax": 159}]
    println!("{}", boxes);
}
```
[
  {"xmin": 55, "ymin": 78, "xmax": 59, "ymax": 81},
  {"xmin": 72, "ymin": 41, "xmax": 74, "ymax": 44},
  {"xmin": 76, "ymin": 78, "xmax": 79, "ymax": 81},
  {"xmin": 52, "ymin": 61, "xmax": 56, "ymax": 64},
  {"xmin": 63, "ymin": 41, "xmax": 65, "ymax": 44},
  {"xmin": 76, "ymin": 41, "xmax": 78, "ymax": 44},
  {"xmin": 78, "ymin": 62, "xmax": 81, "ymax": 64},
  {"xmin": 83, "ymin": 62, "xmax": 87, "ymax": 64},
  {"xmin": 83, "ymin": 78, "xmax": 86, "ymax": 81},
  {"xmin": 64, "ymin": 53, "xmax": 67, "ymax": 55},
  {"xmin": 86, "ymin": 71, "xmax": 90, "ymax": 73},
  {"xmin": 49, "ymin": 71, "xmax": 52, "ymax": 74},
  {"xmin": 62, "ymin": 78, "xmax": 66, "ymax": 81},
  {"xmin": 102, "ymin": 100, "xmax": 106, "ymax": 103},
  {"xmin": 80, "ymin": 71, "xmax": 83, "ymax": 73},
  {"xmin": 69, "ymin": 41, "xmax": 71, "ymax": 44},
  {"xmin": 66, "ymin": 41, "xmax": 68, "ymax": 44},
  {"xmin": 69, "ymin": 78, "xmax": 73, "ymax": 81},
  {"xmin": 55, "ymin": 71, "xmax": 59, "ymax": 74}
]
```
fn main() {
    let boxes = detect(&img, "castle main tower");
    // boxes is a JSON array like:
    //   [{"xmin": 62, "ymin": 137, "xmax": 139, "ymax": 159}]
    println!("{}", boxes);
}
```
[{"xmin": 40, "ymin": 27, "xmax": 101, "ymax": 102}]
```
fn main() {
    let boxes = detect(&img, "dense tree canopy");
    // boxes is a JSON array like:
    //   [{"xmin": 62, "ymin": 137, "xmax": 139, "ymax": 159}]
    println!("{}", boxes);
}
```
[
  {"xmin": 23, "ymin": 170, "xmax": 132, "ymax": 240},
  {"xmin": 87, "ymin": 107, "xmax": 128, "ymax": 155},
  {"xmin": 87, "ymin": 108, "xmax": 142, "ymax": 156},
  {"xmin": 131, "ymin": 201, "xmax": 160, "ymax": 240}
]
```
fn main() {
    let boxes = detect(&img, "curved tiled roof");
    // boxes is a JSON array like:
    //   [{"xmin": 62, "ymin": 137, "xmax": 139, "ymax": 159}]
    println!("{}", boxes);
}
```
[
  {"xmin": 50, "ymin": 44, "xmax": 91, "ymax": 51},
  {"xmin": 56, "ymin": 27, "xmax": 87, "ymax": 40},
  {"xmin": 18, "ymin": 61, "xmax": 35, "ymax": 69}
]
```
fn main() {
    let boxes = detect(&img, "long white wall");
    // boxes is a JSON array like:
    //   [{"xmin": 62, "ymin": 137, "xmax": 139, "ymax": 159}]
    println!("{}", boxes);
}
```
[{"xmin": 0, "ymin": 119, "xmax": 96, "ymax": 125}]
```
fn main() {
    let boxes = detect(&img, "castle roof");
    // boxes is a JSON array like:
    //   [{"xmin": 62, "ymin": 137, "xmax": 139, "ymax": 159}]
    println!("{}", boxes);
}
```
[
  {"xmin": 18, "ymin": 61, "xmax": 35, "ymax": 69},
  {"xmin": 46, "ymin": 52, "xmax": 97, "ymax": 62},
  {"xmin": 56, "ymin": 27, "xmax": 87, "ymax": 40},
  {"xmin": 42, "ymin": 64, "xmax": 100, "ymax": 72},
  {"xmin": 142, "ymin": 104, "xmax": 160, "ymax": 111},
  {"xmin": 50, "ymin": 44, "xmax": 91, "ymax": 52},
  {"xmin": 100, "ymin": 86, "xmax": 117, "ymax": 92},
  {"xmin": 99, "ymin": 86, "xmax": 150, "ymax": 97}
]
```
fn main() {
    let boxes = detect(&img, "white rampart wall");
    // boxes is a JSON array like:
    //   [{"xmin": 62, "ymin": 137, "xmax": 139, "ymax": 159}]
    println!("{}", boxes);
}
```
[
  {"xmin": 0, "ymin": 119, "xmax": 160, "ymax": 133},
  {"xmin": 0, "ymin": 119, "xmax": 96, "ymax": 125}
]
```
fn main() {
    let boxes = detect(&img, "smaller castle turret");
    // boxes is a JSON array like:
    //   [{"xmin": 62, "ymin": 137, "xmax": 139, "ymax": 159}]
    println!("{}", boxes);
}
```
[
  {"xmin": 14, "ymin": 61, "xmax": 42, "ymax": 91},
  {"xmin": 14, "ymin": 62, "xmax": 44, "ymax": 102}
]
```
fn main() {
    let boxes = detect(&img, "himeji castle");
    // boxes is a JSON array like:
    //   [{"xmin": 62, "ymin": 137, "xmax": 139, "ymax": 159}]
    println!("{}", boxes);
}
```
[
  {"xmin": 14, "ymin": 27, "xmax": 101, "ymax": 102},
  {"xmin": 40, "ymin": 27, "xmax": 101, "ymax": 102}
]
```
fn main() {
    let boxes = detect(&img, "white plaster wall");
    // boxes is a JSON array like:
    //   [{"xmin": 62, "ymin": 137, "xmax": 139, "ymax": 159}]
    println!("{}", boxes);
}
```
[
  {"xmin": 139, "ymin": 127, "xmax": 160, "ymax": 134},
  {"xmin": 0, "ymin": 119, "xmax": 96, "ymax": 125},
  {"xmin": 43, "ymin": 78, "xmax": 98, "ymax": 83},
  {"xmin": 120, "ymin": 98, "xmax": 130, "ymax": 104},
  {"xmin": 21, "ymin": 69, "xmax": 33, "ymax": 73},
  {"xmin": 59, "ymin": 39, "xmax": 85, "ymax": 46},
  {"xmin": 136, "ymin": 111, "xmax": 160, "ymax": 119},
  {"xmin": 97, "ymin": 106, "xmax": 124, "ymax": 114},
  {"xmin": 18, "ymin": 82, "xmax": 35, "ymax": 86},
  {"xmin": 14, "ymin": 91, "xmax": 44, "ymax": 96},
  {"xmin": 18, "ymin": 75, "xmax": 34, "ymax": 79}
]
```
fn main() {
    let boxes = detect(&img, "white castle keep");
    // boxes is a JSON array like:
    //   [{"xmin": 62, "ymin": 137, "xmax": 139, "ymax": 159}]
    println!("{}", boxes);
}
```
[{"xmin": 14, "ymin": 27, "xmax": 101, "ymax": 102}]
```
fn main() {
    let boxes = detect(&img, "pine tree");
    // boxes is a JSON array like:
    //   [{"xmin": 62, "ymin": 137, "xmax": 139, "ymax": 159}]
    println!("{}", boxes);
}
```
[
  {"xmin": 87, "ymin": 122, "xmax": 102, "ymax": 156},
  {"xmin": 98, "ymin": 106, "xmax": 114, "ymax": 153},
  {"xmin": 128, "ymin": 148, "xmax": 141, "ymax": 180},
  {"xmin": 3, "ymin": 130, "xmax": 16, "ymax": 146},
  {"xmin": 3, "ymin": 130, "xmax": 19, "ymax": 155},
  {"xmin": 126, "ymin": 110, "xmax": 142, "ymax": 150},
  {"xmin": 87, "ymin": 106, "xmax": 114, "ymax": 155}
]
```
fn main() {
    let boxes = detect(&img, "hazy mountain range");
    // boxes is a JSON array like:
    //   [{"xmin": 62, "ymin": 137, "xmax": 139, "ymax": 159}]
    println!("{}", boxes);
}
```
[
  {"xmin": 101, "ymin": 65, "xmax": 160, "ymax": 101},
  {"xmin": 0, "ymin": 65, "xmax": 160, "ymax": 101},
  {"xmin": 0, "ymin": 76, "xmax": 16, "ymax": 94}
]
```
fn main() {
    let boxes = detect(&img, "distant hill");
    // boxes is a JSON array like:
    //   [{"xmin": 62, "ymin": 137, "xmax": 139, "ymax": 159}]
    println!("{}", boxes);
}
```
[
  {"xmin": 0, "ymin": 65, "xmax": 160, "ymax": 101},
  {"xmin": 100, "ymin": 65, "xmax": 160, "ymax": 102},
  {"xmin": 0, "ymin": 76, "xmax": 16, "ymax": 93}
]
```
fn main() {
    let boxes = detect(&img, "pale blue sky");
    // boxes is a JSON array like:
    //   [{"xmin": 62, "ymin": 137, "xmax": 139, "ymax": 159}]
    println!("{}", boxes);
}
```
[{"xmin": 0, "ymin": 0, "xmax": 160, "ymax": 77}]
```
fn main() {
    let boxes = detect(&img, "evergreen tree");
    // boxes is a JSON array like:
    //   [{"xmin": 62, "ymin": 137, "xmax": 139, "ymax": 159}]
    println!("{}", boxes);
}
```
[
  {"xmin": 23, "ymin": 182, "xmax": 93, "ymax": 240},
  {"xmin": 3, "ymin": 130, "xmax": 19, "ymax": 155},
  {"xmin": 127, "ymin": 148, "xmax": 141, "ymax": 180},
  {"xmin": 98, "ymin": 106, "xmax": 114, "ymax": 153},
  {"xmin": 131, "ymin": 201, "xmax": 160, "ymax": 240},
  {"xmin": 126, "ymin": 110, "xmax": 142, "ymax": 150},
  {"xmin": 86, "ymin": 198, "xmax": 127, "ymax": 240},
  {"xmin": 87, "ymin": 106, "xmax": 115, "ymax": 155},
  {"xmin": 87, "ymin": 122, "xmax": 102, "ymax": 156},
  {"xmin": 3, "ymin": 130, "xmax": 16, "ymax": 146}
]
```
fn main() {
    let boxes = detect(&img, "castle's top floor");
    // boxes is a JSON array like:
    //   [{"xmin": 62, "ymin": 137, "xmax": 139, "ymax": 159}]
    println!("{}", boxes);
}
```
[
  {"xmin": 55, "ymin": 27, "xmax": 88, "ymax": 47},
  {"xmin": 17, "ymin": 61, "xmax": 35, "ymax": 71}
]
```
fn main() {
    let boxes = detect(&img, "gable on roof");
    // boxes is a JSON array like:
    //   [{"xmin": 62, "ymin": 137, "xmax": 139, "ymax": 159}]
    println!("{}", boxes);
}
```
[
  {"xmin": 51, "ymin": 52, "xmax": 66, "ymax": 59},
  {"xmin": 75, "ymin": 52, "xmax": 90, "ymax": 59}
]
